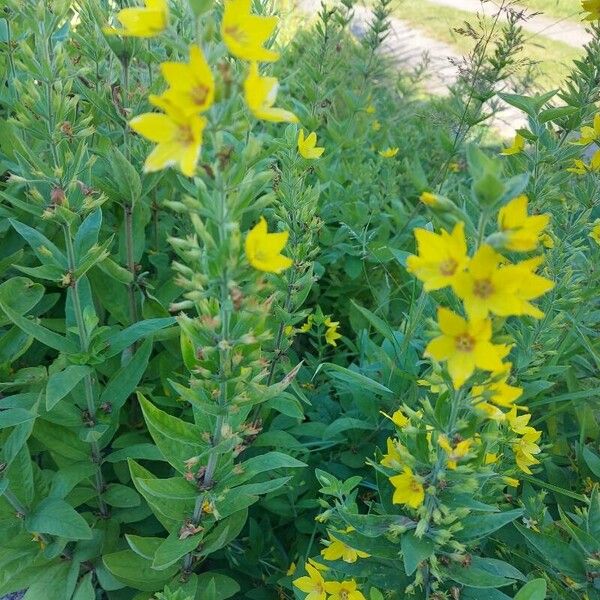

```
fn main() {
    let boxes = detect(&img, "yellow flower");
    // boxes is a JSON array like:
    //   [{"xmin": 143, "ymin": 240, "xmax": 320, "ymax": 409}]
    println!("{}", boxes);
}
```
[
  {"xmin": 389, "ymin": 467, "xmax": 425, "ymax": 508},
  {"xmin": 221, "ymin": 0, "xmax": 279, "ymax": 62},
  {"xmin": 287, "ymin": 562, "xmax": 297, "ymax": 576},
  {"xmin": 245, "ymin": 217, "xmax": 293, "ymax": 273},
  {"xmin": 472, "ymin": 365, "xmax": 522, "ymax": 409},
  {"xmin": 506, "ymin": 406, "xmax": 532, "ymax": 435},
  {"xmin": 420, "ymin": 192, "xmax": 438, "ymax": 207},
  {"xmin": 503, "ymin": 476, "xmax": 520, "ymax": 487},
  {"xmin": 497, "ymin": 195, "xmax": 550, "ymax": 252},
  {"xmin": 425, "ymin": 307, "xmax": 510, "ymax": 389},
  {"xmin": 567, "ymin": 150, "xmax": 600, "ymax": 174},
  {"xmin": 540, "ymin": 233, "xmax": 554, "ymax": 249},
  {"xmin": 366, "ymin": 104, "xmax": 376, "ymax": 114},
  {"xmin": 299, "ymin": 315, "xmax": 314, "ymax": 333},
  {"xmin": 574, "ymin": 113, "xmax": 600, "ymax": 145},
  {"xmin": 244, "ymin": 63, "xmax": 298, "ymax": 123},
  {"xmin": 324, "ymin": 580, "xmax": 366, "ymax": 600},
  {"xmin": 284, "ymin": 325, "xmax": 295, "ymax": 337},
  {"xmin": 308, "ymin": 557, "xmax": 329, "ymax": 571},
  {"xmin": 321, "ymin": 531, "xmax": 370, "ymax": 563},
  {"xmin": 452, "ymin": 245, "xmax": 554, "ymax": 321},
  {"xmin": 485, "ymin": 452, "xmax": 499, "ymax": 464},
  {"xmin": 298, "ymin": 129, "xmax": 324, "ymax": 159},
  {"xmin": 406, "ymin": 222, "xmax": 468, "ymax": 291},
  {"xmin": 438, "ymin": 435, "xmax": 474, "ymax": 469},
  {"xmin": 390, "ymin": 409, "xmax": 409, "ymax": 428},
  {"xmin": 372, "ymin": 120, "xmax": 381, "ymax": 131},
  {"xmin": 104, "ymin": 0, "xmax": 168, "ymax": 37},
  {"xmin": 500, "ymin": 133, "xmax": 525, "ymax": 156},
  {"xmin": 513, "ymin": 427, "xmax": 542, "ymax": 474},
  {"xmin": 590, "ymin": 221, "xmax": 600, "ymax": 245},
  {"xmin": 129, "ymin": 104, "xmax": 205, "ymax": 177},
  {"xmin": 378, "ymin": 147, "xmax": 399, "ymax": 158},
  {"xmin": 448, "ymin": 161, "xmax": 462, "ymax": 172},
  {"xmin": 324, "ymin": 317, "xmax": 342, "ymax": 346},
  {"xmin": 582, "ymin": 0, "xmax": 600, "ymax": 21},
  {"xmin": 380, "ymin": 437, "xmax": 403, "ymax": 469},
  {"xmin": 151, "ymin": 45, "xmax": 214, "ymax": 116},
  {"xmin": 293, "ymin": 563, "xmax": 326, "ymax": 600}
]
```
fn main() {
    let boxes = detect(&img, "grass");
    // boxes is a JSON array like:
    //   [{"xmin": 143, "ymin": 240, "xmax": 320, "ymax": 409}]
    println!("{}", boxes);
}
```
[
  {"xmin": 379, "ymin": 0, "xmax": 582, "ymax": 89},
  {"xmin": 520, "ymin": 0, "xmax": 586, "ymax": 21}
]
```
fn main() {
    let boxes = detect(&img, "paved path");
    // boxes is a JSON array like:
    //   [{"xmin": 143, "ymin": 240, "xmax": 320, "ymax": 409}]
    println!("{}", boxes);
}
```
[{"xmin": 426, "ymin": 0, "xmax": 591, "ymax": 47}]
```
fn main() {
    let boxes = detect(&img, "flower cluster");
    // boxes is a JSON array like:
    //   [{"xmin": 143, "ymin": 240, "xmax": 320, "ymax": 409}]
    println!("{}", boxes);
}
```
[{"xmin": 293, "ymin": 559, "xmax": 367, "ymax": 600}]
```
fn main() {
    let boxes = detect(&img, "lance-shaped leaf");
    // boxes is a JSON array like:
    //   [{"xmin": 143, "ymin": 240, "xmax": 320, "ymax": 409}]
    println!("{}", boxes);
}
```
[
  {"xmin": 25, "ymin": 497, "xmax": 92, "ymax": 540},
  {"xmin": 46, "ymin": 365, "xmax": 92, "ymax": 410}
]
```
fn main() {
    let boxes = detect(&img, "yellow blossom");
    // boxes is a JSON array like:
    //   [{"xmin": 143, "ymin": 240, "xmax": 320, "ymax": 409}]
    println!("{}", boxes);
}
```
[
  {"xmin": 372, "ymin": 120, "xmax": 381, "ymax": 131},
  {"xmin": 245, "ymin": 217, "xmax": 293, "ymax": 273},
  {"xmin": 420, "ymin": 191, "xmax": 438, "ymax": 207},
  {"xmin": 321, "ymin": 531, "xmax": 370, "ymax": 563},
  {"xmin": 389, "ymin": 467, "xmax": 425, "ymax": 508},
  {"xmin": 503, "ymin": 476, "xmax": 520, "ymax": 487},
  {"xmin": 104, "ymin": 0, "xmax": 168, "ymax": 37},
  {"xmin": 380, "ymin": 437, "xmax": 404, "ymax": 469},
  {"xmin": 582, "ymin": 0, "xmax": 600, "ymax": 21},
  {"xmin": 452, "ymin": 245, "xmax": 554, "ymax": 321},
  {"xmin": 485, "ymin": 452, "xmax": 499, "ymax": 464},
  {"xmin": 308, "ymin": 557, "xmax": 329, "ymax": 571},
  {"xmin": 497, "ymin": 195, "xmax": 550, "ymax": 252},
  {"xmin": 540, "ymin": 233, "xmax": 554, "ymax": 249},
  {"xmin": 506, "ymin": 406, "xmax": 532, "ymax": 435},
  {"xmin": 129, "ymin": 104, "xmax": 205, "ymax": 177},
  {"xmin": 390, "ymin": 409, "xmax": 409, "ymax": 428},
  {"xmin": 366, "ymin": 104, "xmax": 376, "ymax": 114},
  {"xmin": 151, "ymin": 45, "xmax": 214, "ymax": 116},
  {"xmin": 287, "ymin": 562, "xmax": 297, "ymax": 576},
  {"xmin": 324, "ymin": 317, "xmax": 342, "ymax": 346},
  {"xmin": 567, "ymin": 150, "xmax": 600, "ymax": 174},
  {"xmin": 574, "ymin": 113, "xmax": 600, "ymax": 145},
  {"xmin": 449, "ymin": 161, "xmax": 462, "ymax": 172},
  {"xmin": 293, "ymin": 563, "xmax": 326, "ymax": 600},
  {"xmin": 438, "ymin": 435, "xmax": 474, "ymax": 469},
  {"xmin": 514, "ymin": 427, "xmax": 542, "ymax": 474},
  {"xmin": 472, "ymin": 364, "xmax": 522, "ymax": 409},
  {"xmin": 299, "ymin": 315, "xmax": 314, "ymax": 333},
  {"xmin": 284, "ymin": 325, "xmax": 295, "ymax": 336},
  {"xmin": 298, "ymin": 129, "xmax": 324, "ymax": 159},
  {"xmin": 379, "ymin": 147, "xmax": 399, "ymax": 158},
  {"xmin": 425, "ymin": 307, "xmax": 510, "ymax": 389},
  {"xmin": 324, "ymin": 580, "xmax": 366, "ymax": 600},
  {"xmin": 244, "ymin": 63, "xmax": 298, "ymax": 123},
  {"xmin": 590, "ymin": 221, "xmax": 600, "ymax": 245},
  {"xmin": 500, "ymin": 133, "xmax": 525, "ymax": 156},
  {"xmin": 222, "ymin": 0, "xmax": 279, "ymax": 62},
  {"xmin": 406, "ymin": 222, "xmax": 469, "ymax": 291}
]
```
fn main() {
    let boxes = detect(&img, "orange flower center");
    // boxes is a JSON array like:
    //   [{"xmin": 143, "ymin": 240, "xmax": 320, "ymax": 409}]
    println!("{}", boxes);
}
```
[
  {"xmin": 455, "ymin": 333, "xmax": 476, "ymax": 353},
  {"xmin": 192, "ymin": 84, "xmax": 210, "ymax": 106},
  {"xmin": 178, "ymin": 123, "xmax": 194, "ymax": 145},
  {"xmin": 410, "ymin": 478, "xmax": 421, "ymax": 492},
  {"xmin": 225, "ymin": 25, "xmax": 248, "ymax": 45},
  {"xmin": 473, "ymin": 278, "xmax": 494, "ymax": 298},
  {"xmin": 439, "ymin": 258, "xmax": 458, "ymax": 276},
  {"xmin": 339, "ymin": 591, "xmax": 349, "ymax": 600}
]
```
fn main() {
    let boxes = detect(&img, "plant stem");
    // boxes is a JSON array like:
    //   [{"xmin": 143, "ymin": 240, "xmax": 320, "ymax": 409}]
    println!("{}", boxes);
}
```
[{"xmin": 63, "ymin": 226, "xmax": 108, "ymax": 517}]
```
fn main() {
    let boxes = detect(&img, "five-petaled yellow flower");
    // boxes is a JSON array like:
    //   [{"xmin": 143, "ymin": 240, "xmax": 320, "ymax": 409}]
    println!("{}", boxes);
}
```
[
  {"xmin": 380, "ymin": 437, "xmax": 404, "ymax": 469},
  {"xmin": 582, "ymin": 0, "xmax": 600, "ymax": 21},
  {"xmin": 438, "ymin": 435, "xmax": 474, "ymax": 469},
  {"xmin": 321, "ymin": 531, "xmax": 370, "ymax": 563},
  {"xmin": 324, "ymin": 580, "xmax": 366, "ymax": 600},
  {"xmin": 389, "ymin": 466, "xmax": 425, "ymax": 508},
  {"xmin": 472, "ymin": 363, "xmax": 522, "ymax": 409},
  {"xmin": 245, "ymin": 217, "xmax": 293, "ymax": 273},
  {"xmin": 425, "ymin": 307, "xmax": 510, "ymax": 388},
  {"xmin": 129, "ymin": 102, "xmax": 205, "ymax": 177},
  {"xmin": 244, "ymin": 63, "xmax": 298, "ymax": 123},
  {"xmin": 575, "ymin": 113, "xmax": 600, "ymax": 145},
  {"xmin": 452, "ymin": 245, "xmax": 553, "ymax": 321},
  {"xmin": 497, "ymin": 195, "xmax": 550, "ymax": 252},
  {"xmin": 324, "ymin": 317, "xmax": 342, "ymax": 346},
  {"xmin": 500, "ymin": 133, "xmax": 525, "ymax": 156},
  {"xmin": 298, "ymin": 129, "xmax": 325, "ymax": 159},
  {"xmin": 151, "ymin": 45, "xmax": 214, "ymax": 116},
  {"xmin": 567, "ymin": 150, "xmax": 600, "ymax": 174},
  {"xmin": 590, "ymin": 221, "xmax": 600, "ymax": 245},
  {"xmin": 406, "ymin": 222, "xmax": 468, "ymax": 291},
  {"xmin": 292, "ymin": 563, "xmax": 327, "ymax": 600},
  {"xmin": 104, "ymin": 0, "xmax": 168, "ymax": 37},
  {"xmin": 222, "ymin": 0, "xmax": 279, "ymax": 62},
  {"xmin": 379, "ymin": 147, "xmax": 399, "ymax": 158}
]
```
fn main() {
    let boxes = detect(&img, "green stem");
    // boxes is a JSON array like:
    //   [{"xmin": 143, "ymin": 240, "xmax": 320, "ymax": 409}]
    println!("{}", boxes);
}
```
[{"xmin": 63, "ymin": 226, "xmax": 108, "ymax": 517}]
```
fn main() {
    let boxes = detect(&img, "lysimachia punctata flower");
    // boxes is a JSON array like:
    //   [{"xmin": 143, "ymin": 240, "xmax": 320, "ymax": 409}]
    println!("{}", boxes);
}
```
[
  {"xmin": 500, "ymin": 132, "xmax": 525, "ymax": 155},
  {"xmin": 591, "ymin": 221, "xmax": 600, "ymax": 245},
  {"xmin": 472, "ymin": 363, "xmax": 523, "ymax": 409},
  {"xmin": 150, "ymin": 45, "xmax": 214, "ymax": 116},
  {"xmin": 292, "ymin": 563, "xmax": 327, "ymax": 600},
  {"xmin": 380, "ymin": 437, "xmax": 403, "ymax": 469},
  {"xmin": 244, "ymin": 217, "xmax": 293, "ymax": 273},
  {"xmin": 104, "ymin": 0, "xmax": 168, "ymax": 37},
  {"xmin": 378, "ymin": 147, "xmax": 399, "ymax": 158},
  {"xmin": 324, "ymin": 317, "xmax": 341, "ymax": 346},
  {"xmin": 389, "ymin": 467, "xmax": 425, "ymax": 508},
  {"xmin": 222, "ymin": 0, "xmax": 279, "ymax": 62},
  {"xmin": 574, "ymin": 113, "xmax": 600, "ymax": 145},
  {"xmin": 129, "ymin": 102, "xmax": 205, "ymax": 177},
  {"xmin": 425, "ymin": 307, "xmax": 510, "ymax": 388},
  {"xmin": 321, "ymin": 531, "xmax": 370, "ymax": 563},
  {"xmin": 298, "ymin": 130, "xmax": 324, "ymax": 159},
  {"xmin": 497, "ymin": 195, "xmax": 550, "ymax": 252},
  {"xmin": 567, "ymin": 150, "xmax": 600, "ymax": 174},
  {"xmin": 406, "ymin": 222, "xmax": 469, "ymax": 291},
  {"xmin": 244, "ymin": 63, "xmax": 298, "ymax": 123},
  {"xmin": 438, "ymin": 435, "xmax": 475, "ymax": 469},
  {"xmin": 324, "ymin": 580, "xmax": 366, "ymax": 600},
  {"xmin": 582, "ymin": 0, "xmax": 600, "ymax": 20}
]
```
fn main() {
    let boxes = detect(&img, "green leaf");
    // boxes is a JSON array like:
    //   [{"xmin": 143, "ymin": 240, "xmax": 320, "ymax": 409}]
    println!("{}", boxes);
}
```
[
  {"xmin": 539, "ymin": 106, "xmax": 577, "ymax": 124},
  {"xmin": 10, "ymin": 219, "xmax": 67, "ymax": 268},
  {"xmin": 583, "ymin": 446, "xmax": 600, "ymax": 478},
  {"xmin": 99, "ymin": 337, "xmax": 152, "ymax": 411},
  {"xmin": 442, "ymin": 562, "xmax": 514, "ymax": 588},
  {"xmin": 74, "ymin": 208, "xmax": 102, "ymax": 259},
  {"xmin": 103, "ymin": 549, "xmax": 178, "ymax": 592},
  {"xmin": 152, "ymin": 529, "xmax": 202, "ymax": 570},
  {"xmin": 236, "ymin": 451, "xmax": 307, "ymax": 484},
  {"xmin": 72, "ymin": 572, "xmax": 95, "ymax": 600},
  {"xmin": 105, "ymin": 443, "xmax": 165, "ymax": 463},
  {"xmin": 46, "ymin": 365, "xmax": 91, "ymax": 410},
  {"xmin": 196, "ymin": 572, "xmax": 240, "ymax": 600},
  {"xmin": 0, "ymin": 408, "xmax": 35, "ymax": 429},
  {"xmin": 315, "ymin": 363, "xmax": 393, "ymax": 396},
  {"xmin": 351, "ymin": 300, "xmax": 398, "ymax": 346},
  {"xmin": 456, "ymin": 508, "xmax": 523, "ymax": 541},
  {"xmin": 138, "ymin": 393, "xmax": 207, "ymax": 473},
  {"xmin": 514, "ymin": 579, "xmax": 547, "ymax": 600},
  {"xmin": 0, "ymin": 277, "xmax": 45, "ymax": 315},
  {"xmin": 104, "ymin": 483, "xmax": 141, "ymax": 508},
  {"xmin": 106, "ymin": 318, "xmax": 176, "ymax": 357},
  {"xmin": 401, "ymin": 533, "xmax": 434, "ymax": 576},
  {"xmin": 25, "ymin": 497, "xmax": 92, "ymax": 540}
]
